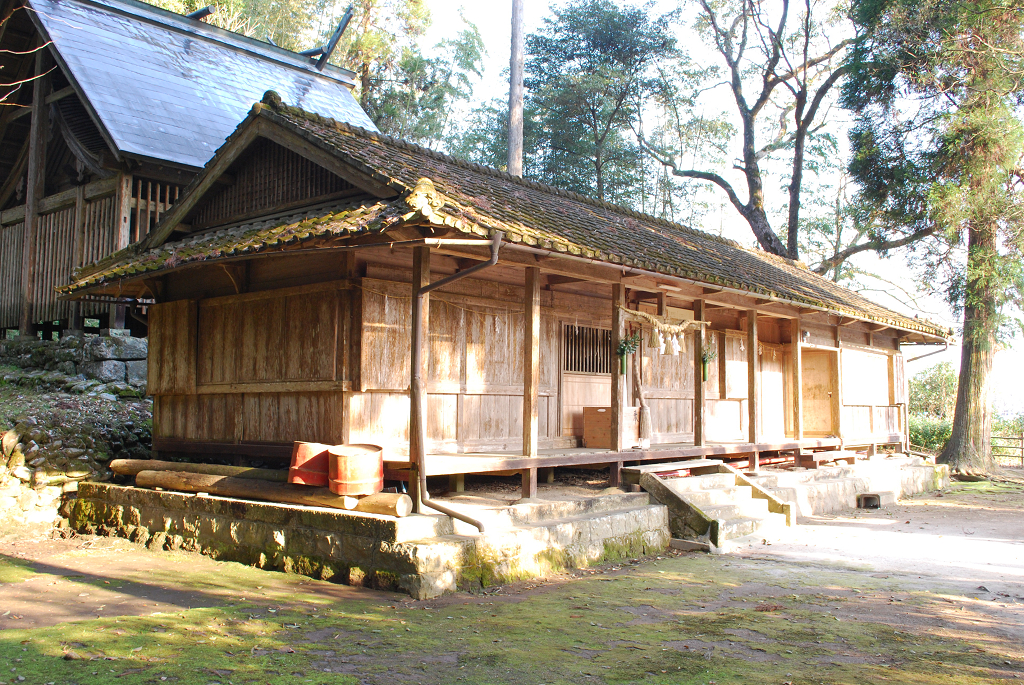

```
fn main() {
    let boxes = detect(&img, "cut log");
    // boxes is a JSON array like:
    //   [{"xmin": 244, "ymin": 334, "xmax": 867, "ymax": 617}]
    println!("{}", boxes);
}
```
[
  {"xmin": 133, "ymin": 470, "xmax": 412, "ymax": 517},
  {"xmin": 343, "ymin": 491, "xmax": 413, "ymax": 517},
  {"xmin": 110, "ymin": 459, "xmax": 287, "ymax": 482}
]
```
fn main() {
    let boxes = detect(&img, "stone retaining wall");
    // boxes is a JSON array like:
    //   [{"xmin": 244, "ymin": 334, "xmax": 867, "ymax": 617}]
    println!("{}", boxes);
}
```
[
  {"xmin": 67, "ymin": 483, "xmax": 669, "ymax": 599},
  {"xmin": 0, "ymin": 333, "xmax": 148, "ymax": 394}
]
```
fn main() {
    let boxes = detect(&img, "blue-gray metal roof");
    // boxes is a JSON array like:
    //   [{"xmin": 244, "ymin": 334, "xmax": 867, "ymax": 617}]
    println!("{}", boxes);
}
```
[{"xmin": 29, "ymin": 0, "xmax": 378, "ymax": 169}]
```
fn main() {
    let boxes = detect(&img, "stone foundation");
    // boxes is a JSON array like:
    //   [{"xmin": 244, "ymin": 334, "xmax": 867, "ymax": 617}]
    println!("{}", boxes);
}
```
[{"xmin": 67, "ymin": 483, "xmax": 669, "ymax": 599}]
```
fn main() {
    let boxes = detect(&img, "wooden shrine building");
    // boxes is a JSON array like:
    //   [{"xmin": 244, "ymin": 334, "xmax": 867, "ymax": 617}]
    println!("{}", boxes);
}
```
[
  {"xmin": 0, "ymin": 0, "xmax": 375, "ymax": 337},
  {"xmin": 61, "ymin": 93, "xmax": 950, "ymax": 509}
]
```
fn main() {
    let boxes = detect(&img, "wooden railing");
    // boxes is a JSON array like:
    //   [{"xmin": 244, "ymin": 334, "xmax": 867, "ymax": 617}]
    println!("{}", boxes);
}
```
[{"xmin": 993, "ymin": 433, "xmax": 1024, "ymax": 467}]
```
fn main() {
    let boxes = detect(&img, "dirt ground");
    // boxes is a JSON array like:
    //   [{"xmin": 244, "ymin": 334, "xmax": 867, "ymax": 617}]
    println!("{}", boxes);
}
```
[{"xmin": 0, "ymin": 480, "xmax": 1021, "ymax": 685}]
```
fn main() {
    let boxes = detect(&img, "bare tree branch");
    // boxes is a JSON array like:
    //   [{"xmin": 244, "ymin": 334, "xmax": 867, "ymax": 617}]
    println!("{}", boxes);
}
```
[{"xmin": 812, "ymin": 227, "xmax": 938, "ymax": 275}]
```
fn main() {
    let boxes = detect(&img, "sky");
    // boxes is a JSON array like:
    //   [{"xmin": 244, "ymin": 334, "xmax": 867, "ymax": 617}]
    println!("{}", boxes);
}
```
[{"xmin": 422, "ymin": 0, "xmax": 1023, "ymax": 417}]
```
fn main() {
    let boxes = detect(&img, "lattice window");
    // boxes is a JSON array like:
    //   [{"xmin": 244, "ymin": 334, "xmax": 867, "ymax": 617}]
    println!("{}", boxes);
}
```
[{"xmin": 563, "ymin": 324, "xmax": 612, "ymax": 374}]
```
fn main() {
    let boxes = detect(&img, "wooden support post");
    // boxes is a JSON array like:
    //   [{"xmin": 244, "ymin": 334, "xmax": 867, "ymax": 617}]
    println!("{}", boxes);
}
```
[
  {"xmin": 520, "ymin": 467, "xmax": 537, "ymax": 499},
  {"xmin": 693, "ymin": 299, "xmax": 706, "ymax": 447},
  {"xmin": 747, "ymin": 310, "xmax": 759, "ymax": 446},
  {"xmin": 608, "ymin": 460, "xmax": 623, "ymax": 488},
  {"xmin": 111, "ymin": 173, "xmax": 133, "ymax": 330},
  {"xmin": 523, "ymin": 267, "xmax": 541, "ymax": 457},
  {"xmin": 751, "ymin": 451, "xmax": 760, "ymax": 471},
  {"xmin": 831, "ymin": 349, "xmax": 844, "ymax": 444},
  {"xmin": 656, "ymin": 291, "xmax": 667, "ymax": 316},
  {"xmin": 69, "ymin": 185, "xmax": 86, "ymax": 333},
  {"xmin": 542, "ymin": 467, "xmax": 555, "ymax": 484},
  {"xmin": 792, "ymin": 317, "xmax": 803, "ymax": 440},
  {"xmin": 448, "ymin": 473, "xmax": 465, "ymax": 493},
  {"xmin": 610, "ymin": 283, "xmax": 626, "ymax": 451},
  {"xmin": 717, "ymin": 330, "xmax": 727, "ymax": 399},
  {"xmin": 408, "ymin": 246, "xmax": 430, "ymax": 512},
  {"xmin": 19, "ymin": 49, "xmax": 50, "ymax": 338}
]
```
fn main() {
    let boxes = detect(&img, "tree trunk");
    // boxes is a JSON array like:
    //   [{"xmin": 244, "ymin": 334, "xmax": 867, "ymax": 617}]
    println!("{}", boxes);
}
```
[
  {"xmin": 786, "ymin": 104, "xmax": 807, "ymax": 260},
  {"xmin": 507, "ymin": 0, "xmax": 524, "ymax": 176},
  {"xmin": 939, "ymin": 225, "xmax": 998, "ymax": 475}
]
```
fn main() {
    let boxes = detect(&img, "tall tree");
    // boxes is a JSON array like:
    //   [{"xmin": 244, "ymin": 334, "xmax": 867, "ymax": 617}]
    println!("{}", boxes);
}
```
[
  {"xmin": 844, "ymin": 0, "xmax": 1024, "ymax": 475},
  {"xmin": 525, "ymin": 0, "xmax": 677, "ymax": 202},
  {"xmin": 508, "ymin": 0, "xmax": 525, "ymax": 176},
  {"xmin": 642, "ymin": 0, "xmax": 850, "ymax": 258}
]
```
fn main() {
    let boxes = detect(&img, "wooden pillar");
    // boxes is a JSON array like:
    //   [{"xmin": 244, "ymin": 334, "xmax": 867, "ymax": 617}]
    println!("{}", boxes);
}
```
[
  {"xmin": 448, "ymin": 473, "xmax": 465, "ymax": 493},
  {"xmin": 832, "ymin": 348, "xmax": 844, "ymax": 444},
  {"xmin": 610, "ymin": 284, "xmax": 626, "ymax": 451},
  {"xmin": 693, "ymin": 299, "xmax": 706, "ymax": 447},
  {"xmin": 747, "ymin": 310, "xmax": 759, "ymax": 445},
  {"xmin": 717, "ymin": 331, "xmax": 727, "ymax": 399},
  {"xmin": 656, "ymin": 291, "xmax": 667, "ymax": 316},
  {"xmin": 523, "ymin": 267, "xmax": 541, "ymax": 457},
  {"xmin": 521, "ymin": 467, "xmax": 537, "ymax": 499},
  {"xmin": 111, "ymin": 173, "xmax": 133, "ymax": 330},
  {"xmin": 19, "ymin": 49, "xmax": 50, "ymax": 337},
  {"xmin": 791, "ymin": 317, "xmax": 803, "ymax": 439},
  {"xmin": 507, "ymin": 0, "xmax": 525, "ymax": 176},
  {"xmin": 68, "ymin": 185, "xmax": 87, "ymax": 333},
  {"xmin": 408, "ymin": 246, "xmax": 430, "ymax": 512}
]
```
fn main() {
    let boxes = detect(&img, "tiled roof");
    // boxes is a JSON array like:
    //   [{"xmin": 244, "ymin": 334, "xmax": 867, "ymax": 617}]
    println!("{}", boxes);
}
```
[{"xmin": 63, "ymin": 94, "xmax": 949, "ymax": 340}]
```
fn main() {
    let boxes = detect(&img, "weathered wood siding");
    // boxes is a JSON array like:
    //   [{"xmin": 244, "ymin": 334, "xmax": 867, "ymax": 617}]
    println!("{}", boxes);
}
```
[
  {"xmin": 840, "ymin": 348, "xmax": 904, "ymax": 442},
  {"xmin": 640, "ymin": 331, "xmax": 695, "ymax": 443},
  {"xmin": 0, "ymin": 221, "xmax": 24, "ymax": 327},
  {"xmin": 188, "ymin": 138, "xmax": 353, "ymax": 231}
]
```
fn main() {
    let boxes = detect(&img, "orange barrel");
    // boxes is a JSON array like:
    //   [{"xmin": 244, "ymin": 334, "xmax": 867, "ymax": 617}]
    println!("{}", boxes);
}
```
[
  {"xmin": 288, "ymin": 441, "xmax": 332, "ymax": 486},
  {"xmin": 328, "ymin": 444, "xmax": 383, "ymax": 496}
]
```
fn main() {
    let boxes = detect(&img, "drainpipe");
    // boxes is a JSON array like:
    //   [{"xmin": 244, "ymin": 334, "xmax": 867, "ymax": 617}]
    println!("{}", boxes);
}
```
[
  {"xmin": 410, "ymin": 231, "xmax": 504, "ymax": 532},
  {"xmin": 906, "ymin": 342, "xmax": 949, "ymax": 362}
]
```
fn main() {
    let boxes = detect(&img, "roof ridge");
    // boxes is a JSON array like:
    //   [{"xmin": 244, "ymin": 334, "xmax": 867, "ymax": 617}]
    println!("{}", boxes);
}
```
[{"xmin": 259, "ymin": 92, "xmax": 798, "ymax": 259}]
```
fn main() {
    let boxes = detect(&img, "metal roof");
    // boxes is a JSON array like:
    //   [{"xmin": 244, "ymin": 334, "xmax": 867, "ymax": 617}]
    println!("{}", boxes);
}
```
[{"xmin": 28, "ymin": 0, "xmax": 378, "ymax": 170}]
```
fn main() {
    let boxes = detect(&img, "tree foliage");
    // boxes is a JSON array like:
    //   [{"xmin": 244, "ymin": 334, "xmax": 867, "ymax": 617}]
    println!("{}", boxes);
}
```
[
  {"xmin": 909, "ymin": 361, "xmax": 958, "ymax": 419},
  {"xmin": 844, "ymin": 0, "xmax": 1024, "ymax": 474},
  {"xmin": 641, "ymin": 0, "xmax": 851, "ymax": 259},
  {"xmin": 147, "ymin": 0, "xmax": 483, "ymax": 146}
]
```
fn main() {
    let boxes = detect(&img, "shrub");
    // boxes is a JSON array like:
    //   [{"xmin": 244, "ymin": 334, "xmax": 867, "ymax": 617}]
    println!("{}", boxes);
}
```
[{"xmin": 909, "ymin": 414, "xmax": 952, "ymax": 452}]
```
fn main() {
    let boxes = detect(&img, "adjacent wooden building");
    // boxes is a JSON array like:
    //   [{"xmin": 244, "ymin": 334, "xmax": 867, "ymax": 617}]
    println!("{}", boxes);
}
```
[
  {"xmin": 0, "ymin": 0, "xmax": 375, "ymax": 336},
  {"xmin": 62, "ymin": 93, "xmax": 949, "ymax": 506}
]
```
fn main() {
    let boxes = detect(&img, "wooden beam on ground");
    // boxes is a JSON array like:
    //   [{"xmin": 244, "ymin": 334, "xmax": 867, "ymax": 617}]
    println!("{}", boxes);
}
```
[
  {"xmin": 747, "ymin": 310, "xmax": 759, "ymax": 445},
  {"xmin": 110, "ymin": 458, "xmax": 287, "ymax": 481},
  {"xmin": 610, "ymin": 284, "xmax": 626, "ymax": 451},
  {"xmin": 792, "ymin": 317, "xmax": 803, "ymax": 439},
  {"xmin": 523, "ymin": 266, "xmax": 541, "ymax": 458},
  {"xmin": 693, "ymin": 299, "xmax": 706, "ymax": 447},
  {"xmin": 19, "ymin": 49, "xmax": 49, "ymax": 336}
]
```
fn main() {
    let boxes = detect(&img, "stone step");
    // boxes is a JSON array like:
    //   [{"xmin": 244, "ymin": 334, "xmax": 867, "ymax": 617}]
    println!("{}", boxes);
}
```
[
  {"xmin": 675, "ymin": 486, "xmax": 753, "ymax": 507},
  {"xmin": 659, "ymin": 473, "xmax": 735, "ymax": 493}
]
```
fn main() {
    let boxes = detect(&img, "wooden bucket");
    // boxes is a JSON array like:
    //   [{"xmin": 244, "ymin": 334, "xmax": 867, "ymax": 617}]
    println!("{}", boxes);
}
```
[
  {"xmin": 288, "ymin": 441, "xmax": 332, "ymax": 487},
  {"xmin": 328, "ymin": 444, "xmax": 383, "ymax": 496}
]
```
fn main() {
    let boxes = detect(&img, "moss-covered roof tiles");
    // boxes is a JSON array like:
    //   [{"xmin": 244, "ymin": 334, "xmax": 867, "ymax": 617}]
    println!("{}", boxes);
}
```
[{"xmin": 63, "ymin": 93, "xmax": 949, "ymax": 340}]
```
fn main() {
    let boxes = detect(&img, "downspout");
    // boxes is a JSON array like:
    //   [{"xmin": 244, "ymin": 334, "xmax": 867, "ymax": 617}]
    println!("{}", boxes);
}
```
[
  {"xmin": 410, "ymin": 231, "xmax": 504, "ymax": 532},
  {"xmin": 906, "ymin": 342, "xmax": 949, "ymax": 362}
]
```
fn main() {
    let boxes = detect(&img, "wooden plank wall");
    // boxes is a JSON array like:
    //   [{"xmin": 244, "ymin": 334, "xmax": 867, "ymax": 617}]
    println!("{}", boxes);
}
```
[
  {"xmin": 840, "ymin": 348, "xmax": 903, "ymax": 442},
  {"xmin": 0, "ymin": 221, "xmax": 24, "ymax": 328},
  {"xmin": 354, "ymin": 278, "xmax": 562, "ymax": 454},
  {"xmin": 640, "ymin": 331, "xmax": 695, "ymax": 443}
]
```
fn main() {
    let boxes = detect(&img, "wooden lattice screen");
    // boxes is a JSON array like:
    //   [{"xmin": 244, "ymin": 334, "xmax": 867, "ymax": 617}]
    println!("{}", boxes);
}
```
[{"xmin": 563, "ymin": 324, "xmax": 612, "ymax": 374}]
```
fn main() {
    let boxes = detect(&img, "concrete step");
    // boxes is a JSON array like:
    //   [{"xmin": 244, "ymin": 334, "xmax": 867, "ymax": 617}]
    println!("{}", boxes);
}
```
[
  {"xmin": 465, "ymin": 491, "xmax": 652, "ymax": 528},
  {"xmin": 678, "ymin": 486, "xmax": 754, "ymax": 507},
  {"xmin": 716, "ymin": 512, "xmax": 786, "ymax": 542},
  {"xmin": 659, "ymin": 473, "xmax": 735, "ymax": 492},
  {"xmin": 701, "ymin": 497, "xmax": 771, "ymax": 521}
]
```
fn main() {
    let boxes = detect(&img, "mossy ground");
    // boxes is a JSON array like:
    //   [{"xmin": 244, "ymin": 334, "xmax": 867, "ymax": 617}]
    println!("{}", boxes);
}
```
[{"xmin": 0, "ymin": 482, "xmax": 1021, "ymax": 685}]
